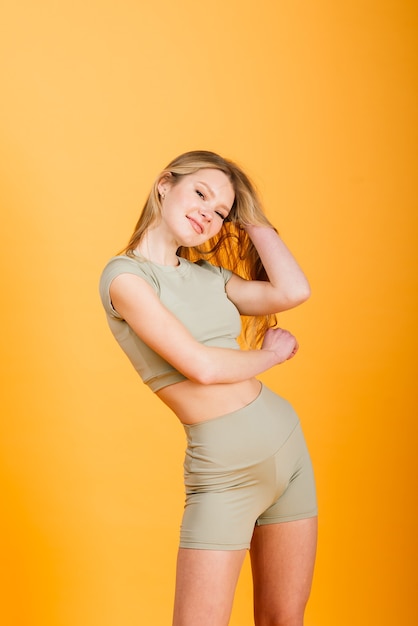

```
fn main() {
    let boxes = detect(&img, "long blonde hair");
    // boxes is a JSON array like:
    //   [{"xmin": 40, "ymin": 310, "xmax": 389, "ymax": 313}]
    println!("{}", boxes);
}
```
[{"xmin": 123, "ymin": 150, "xmax": 277, "ymax": 347}]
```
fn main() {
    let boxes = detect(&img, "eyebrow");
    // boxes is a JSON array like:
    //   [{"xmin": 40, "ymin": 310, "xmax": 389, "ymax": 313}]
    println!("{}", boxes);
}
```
[{"xmin": 197, "ymin": 181, "xmax": 231, "ymax": 214}]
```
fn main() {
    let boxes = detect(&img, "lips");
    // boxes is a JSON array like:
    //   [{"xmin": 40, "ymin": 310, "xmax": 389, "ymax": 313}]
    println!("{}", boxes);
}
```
[{"xmin": 187, "ymin": 216, "xmax": 204, "ymax": 234}]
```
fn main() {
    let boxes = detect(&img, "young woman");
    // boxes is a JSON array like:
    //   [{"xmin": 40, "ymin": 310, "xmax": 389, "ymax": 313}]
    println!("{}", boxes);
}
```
[{"xmin": 99, "ymin": 150, "xmax": 317, "ymax": 626}]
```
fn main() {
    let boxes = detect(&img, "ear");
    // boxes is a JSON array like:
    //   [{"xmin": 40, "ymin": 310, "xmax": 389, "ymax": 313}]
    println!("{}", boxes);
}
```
[{"xmin": 157, "ymin": 172, "xmax": 173, "ymax": 196}]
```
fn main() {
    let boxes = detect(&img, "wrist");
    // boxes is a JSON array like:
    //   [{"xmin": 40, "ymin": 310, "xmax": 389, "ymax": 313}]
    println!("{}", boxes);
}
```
[{"xmin": 263, "ymin": 347, "xmax": 286, "ymax": 366}]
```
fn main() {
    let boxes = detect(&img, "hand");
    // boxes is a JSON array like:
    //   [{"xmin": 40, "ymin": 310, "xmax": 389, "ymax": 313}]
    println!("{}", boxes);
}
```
[{"xmin": 261, "ymin": 327, "xmax": 299, "ymax": 363}]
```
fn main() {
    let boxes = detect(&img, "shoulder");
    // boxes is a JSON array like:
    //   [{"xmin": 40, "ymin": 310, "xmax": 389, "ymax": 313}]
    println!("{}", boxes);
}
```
[
  {"xmin": 99, "ymin": 255, "xmax": 159, "ymax": 317},
  {"xmin": 193, "ymin": 259, "xmax": 233, "ymax": 284},
  {"xmin": 100, "ymin": 255, "xmax": 158, "ymax": 286}
]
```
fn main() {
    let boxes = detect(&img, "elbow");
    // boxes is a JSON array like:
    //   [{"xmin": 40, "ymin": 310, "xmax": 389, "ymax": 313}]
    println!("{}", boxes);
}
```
[
  {"xmin": 190, "ymin": 367, "xmax": 219, "ymax": 386},
  {"xmin": 297, "ymin": 282, "xmax": 311, "ymax": 304},
  {"xmin": 182, "ymin": 351, "xmax": 220, "ymax": 386},
  {"xmin": 280, "ymin": 282, "xmax": 311, "ymax": 310},
  {"xmin": 193, "ymin": 373, "xmax": 216, "ymax": 386}
]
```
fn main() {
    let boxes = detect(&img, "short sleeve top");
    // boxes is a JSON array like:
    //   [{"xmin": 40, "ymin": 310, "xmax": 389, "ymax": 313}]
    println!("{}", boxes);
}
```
[{"xmin": 99, "ymin": 254, "xmax": 242, "ymax": 391}]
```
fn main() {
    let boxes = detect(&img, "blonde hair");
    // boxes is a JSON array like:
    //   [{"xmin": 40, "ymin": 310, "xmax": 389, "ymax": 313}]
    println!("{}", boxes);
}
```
[{"xmin": 123, "ymin": 150, "xmax": 277, "ymax": 347}]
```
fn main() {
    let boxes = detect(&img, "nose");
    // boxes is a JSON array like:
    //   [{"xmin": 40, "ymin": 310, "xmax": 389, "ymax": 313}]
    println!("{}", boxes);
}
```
[{"xmin": 199, "ymin": 207, "xmax": 213, "ymax": 222}]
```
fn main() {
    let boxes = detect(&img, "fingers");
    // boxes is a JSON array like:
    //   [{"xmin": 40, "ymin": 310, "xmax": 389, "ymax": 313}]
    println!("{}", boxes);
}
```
[
  {"xmin": 287, "ymin": 342, "xmax": 299, "ymax": 360},
  {"xmin": 261, "ymin": 327, "xmax": 299, "ymax": 363}
]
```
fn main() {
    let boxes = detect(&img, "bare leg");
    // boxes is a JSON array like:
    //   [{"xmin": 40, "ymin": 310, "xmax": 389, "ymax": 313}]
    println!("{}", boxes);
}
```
[
  {"xmin": 250, "ymin": 517, "xmax": 318, "ymax": 626},
  {"xmin": 172, "ymin": 547, "xmax": 247, "ymax": 626}
]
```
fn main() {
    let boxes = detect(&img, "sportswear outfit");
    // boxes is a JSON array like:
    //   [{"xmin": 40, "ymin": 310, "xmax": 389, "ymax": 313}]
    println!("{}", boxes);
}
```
[{"xmin": 100, "ymin": 253, "xmax": 317, "ymax": 550}]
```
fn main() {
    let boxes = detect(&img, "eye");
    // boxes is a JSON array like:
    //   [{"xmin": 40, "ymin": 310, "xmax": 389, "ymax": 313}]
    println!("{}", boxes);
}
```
[
  {"xmin": 215, "ymin": 211, "xmax": 226, "ymax": 220},
  {"xmin": 196, "ymin": 189, "xmax": 205, "ymax": 199}
]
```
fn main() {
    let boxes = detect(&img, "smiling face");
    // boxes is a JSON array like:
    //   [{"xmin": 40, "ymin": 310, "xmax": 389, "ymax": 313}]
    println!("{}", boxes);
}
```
[{"xmin": 157, "ymin": 168, "xmax": 235, "ymax": 247}]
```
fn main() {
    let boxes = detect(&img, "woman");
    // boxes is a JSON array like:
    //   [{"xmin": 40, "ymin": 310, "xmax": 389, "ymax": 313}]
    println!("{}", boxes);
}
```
[{"xmin": 99, "ymin": 150, "xmax": 317, "ymax": 626}]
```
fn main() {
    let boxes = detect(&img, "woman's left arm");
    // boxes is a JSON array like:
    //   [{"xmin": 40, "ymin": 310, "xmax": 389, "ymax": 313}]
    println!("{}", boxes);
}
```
[{"xmin": 225, "ymin": 225, "xmax": 311, "ymax": 315}]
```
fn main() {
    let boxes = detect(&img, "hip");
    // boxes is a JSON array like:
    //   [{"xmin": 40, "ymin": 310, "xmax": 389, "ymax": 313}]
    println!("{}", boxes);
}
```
[{"xmin": 182, "ymin": 383, "xmax": 301, "ymax": 471}]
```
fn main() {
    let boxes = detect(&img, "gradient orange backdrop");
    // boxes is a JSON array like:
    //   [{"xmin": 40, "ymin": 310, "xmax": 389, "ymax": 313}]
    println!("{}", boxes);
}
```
[{"xmin": 1, "ymin": 1, "xmax": 417, "ymax": 625}]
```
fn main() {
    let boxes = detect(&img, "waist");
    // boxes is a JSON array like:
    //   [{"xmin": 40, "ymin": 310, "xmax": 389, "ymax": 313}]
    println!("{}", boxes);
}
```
[
  {"xmin": 156, "ymin": 378, "xmax": 262, "ymax": 424},
  {"xmin": 182, "ymin": 384, "xmax": 300, "ymax": 467}
]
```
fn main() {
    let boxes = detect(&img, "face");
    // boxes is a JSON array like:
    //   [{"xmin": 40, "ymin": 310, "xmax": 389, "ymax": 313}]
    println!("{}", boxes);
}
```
[{"xmin": 157, "ymin": 168, "xmax": 235, "ymax": 247}]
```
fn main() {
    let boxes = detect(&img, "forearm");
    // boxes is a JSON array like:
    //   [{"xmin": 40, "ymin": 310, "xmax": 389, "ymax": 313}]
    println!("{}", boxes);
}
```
[
  {"xmin": 245, "ymin": 225, "xmax": 311, "ymax": 305},
  {"xmin": 189, "ymin": 345, "xmax": 280, "ymax": 385},
  {"xmin": 187, "ymin": 326, "xmax": 297, "ymax": 385}
]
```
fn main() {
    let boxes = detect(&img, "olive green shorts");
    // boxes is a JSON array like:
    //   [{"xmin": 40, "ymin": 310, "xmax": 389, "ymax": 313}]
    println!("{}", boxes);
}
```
[{"xmin": 180, "ymin": 384, "xmax": 317, "ymax": 550}]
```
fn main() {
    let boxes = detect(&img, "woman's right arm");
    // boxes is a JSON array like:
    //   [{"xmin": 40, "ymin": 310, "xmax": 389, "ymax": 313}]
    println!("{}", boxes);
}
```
[{"xmin": 110, "ymin": 273, "xmax": 298, "ymax": 385}]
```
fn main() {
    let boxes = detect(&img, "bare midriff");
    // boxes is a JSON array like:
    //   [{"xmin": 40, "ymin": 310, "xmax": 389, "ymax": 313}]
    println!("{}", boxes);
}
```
[{"xmin": 156, "ymin": 377, "xmax": 262, "ymax": 425}]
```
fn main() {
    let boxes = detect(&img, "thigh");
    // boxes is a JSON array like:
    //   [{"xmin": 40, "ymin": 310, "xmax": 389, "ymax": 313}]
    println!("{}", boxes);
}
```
[
  {"xmin": 256, "ymin": 422, "xmax": 317, "ymax": 526},
  {"xmin": 180, "ymin": 385, "xmax": 302, "ymax": 550},
  {"xmin": 173, "ymin": 548, "xmax": 247, "ymax": 626},
  {"xmin": 250, "ymin": 517, "xmax": 318, "ymax": 626}
]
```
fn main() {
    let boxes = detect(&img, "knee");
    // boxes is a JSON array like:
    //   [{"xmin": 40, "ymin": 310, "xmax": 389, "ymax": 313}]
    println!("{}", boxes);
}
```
[{"xmin": 254, "ymin": 604, "xmax": 306, "ymax": 626}]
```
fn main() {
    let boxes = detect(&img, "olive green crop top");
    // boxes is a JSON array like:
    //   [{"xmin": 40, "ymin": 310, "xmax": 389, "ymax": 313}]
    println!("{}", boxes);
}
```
[{"xmin": 99, "ymin": 254, "xmax": 242, "ymax": 392}]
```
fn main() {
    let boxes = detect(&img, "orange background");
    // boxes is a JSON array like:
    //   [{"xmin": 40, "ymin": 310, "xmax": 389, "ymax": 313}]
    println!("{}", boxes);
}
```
[{"xmin": 1, "ymin": 1, "xmax": 417, "ymax": 625}]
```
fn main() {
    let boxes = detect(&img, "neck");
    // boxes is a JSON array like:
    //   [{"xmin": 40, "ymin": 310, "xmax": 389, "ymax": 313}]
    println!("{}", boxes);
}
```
[{"xmin": 135, "ymin": 230, "xmax": 180, "ymax": 266}]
